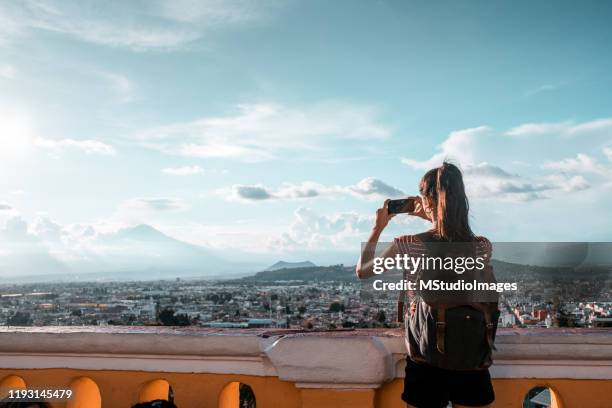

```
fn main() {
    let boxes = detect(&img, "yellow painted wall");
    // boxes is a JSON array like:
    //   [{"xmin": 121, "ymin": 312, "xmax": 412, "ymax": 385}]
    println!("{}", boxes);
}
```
[
  {"xmin": 300, "ymin": 388, "xmax": 375, "ymax": 408},
  {"xmin": 0, "ymin": 370, "xmax": 300, "ymax": 408},
  {"xmin": 491, "ymin": 379, "xmax": 610, "ymax": 408},
  {"xmin": 1, "ymin": 370, "xmax": 611, "ymax": 408}
]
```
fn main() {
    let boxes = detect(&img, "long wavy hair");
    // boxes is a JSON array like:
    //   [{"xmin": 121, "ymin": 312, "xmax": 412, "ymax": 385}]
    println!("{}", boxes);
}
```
[{"xmin": 419, "ymin": 161, "xmax": 474, "ymax": 242}]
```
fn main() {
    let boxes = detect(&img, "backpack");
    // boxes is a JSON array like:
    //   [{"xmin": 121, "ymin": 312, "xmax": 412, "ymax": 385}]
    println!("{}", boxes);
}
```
[{"xmin": 396, "ymin": 233, "xmax": 500, "ymax": 370}]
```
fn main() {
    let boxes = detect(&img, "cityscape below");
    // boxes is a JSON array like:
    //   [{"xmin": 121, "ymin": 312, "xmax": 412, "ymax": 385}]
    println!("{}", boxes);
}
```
[{"xmin": 1, "ymin": 261, "xmax": 610, "ymax": 330}]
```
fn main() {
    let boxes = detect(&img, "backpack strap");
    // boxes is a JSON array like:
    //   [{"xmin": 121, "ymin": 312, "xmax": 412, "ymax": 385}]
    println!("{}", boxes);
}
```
[
  {"xmin": 473, "ymin": 303, "xmax": 498, "ymax": 352},
  {"xmin": 483, "ymin": 306, "xmax": 497, "ymax": 351},
  {"xmin": 436, "ymin": 305, "xmax": 446, "ymax": 354}
]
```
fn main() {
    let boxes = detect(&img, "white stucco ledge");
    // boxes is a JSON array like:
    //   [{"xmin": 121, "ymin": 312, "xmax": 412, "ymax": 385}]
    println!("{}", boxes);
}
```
[
  {"xmin": 0, "ymin": 327, "xmax": 611, "ymax": 388},
  {"xmin": 264, "ymin": 334, "xmax": 395, "ymax": 388}
]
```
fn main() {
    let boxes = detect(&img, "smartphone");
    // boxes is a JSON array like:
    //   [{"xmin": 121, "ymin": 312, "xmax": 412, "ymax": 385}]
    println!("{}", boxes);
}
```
[{"xmin": 388, "ymin": 197, "xmax": 416, "ymax": 214}]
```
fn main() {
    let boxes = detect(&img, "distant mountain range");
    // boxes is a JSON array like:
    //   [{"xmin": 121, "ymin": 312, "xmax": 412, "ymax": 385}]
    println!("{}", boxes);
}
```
[
  {"xmin": 245, "ymin": 264, "xmax": 353, "ymax": 282},
  {"xmin": 2, "ymin": 225, "xmax": 610, "ymax": 284},
  {"xmin": 266, "ymin": 260, "xmax": 317, "ymax": 271},
  {"xmin": 242, "ymin": 258, "xmax": 611, "ymax": 283},
  {"xmin": 0, "ymin": 224, "xmax": 260, "ymax": 283}
]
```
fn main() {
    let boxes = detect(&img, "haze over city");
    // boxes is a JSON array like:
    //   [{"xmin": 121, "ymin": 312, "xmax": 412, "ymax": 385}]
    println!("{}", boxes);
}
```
[{"xmin": 1, "ymin": 1, "xmax": 612, "ymax": 279}]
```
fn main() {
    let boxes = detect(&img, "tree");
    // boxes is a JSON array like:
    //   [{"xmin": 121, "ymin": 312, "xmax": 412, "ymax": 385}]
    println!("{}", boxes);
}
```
[
  {"xmin": 157, "ymin": 307, "xmax": 191, "ymax": 326},
  {"xmin": 124, "ymin": 314, "xmax": 137, "ymax": 325},
  {"xmin": 174, "ymin": 313, "xmax": 190, "ymax": 326},
  {"xmin": 158, "ymin": 307, "xmax": 176, "ymax": 325},
  {"xmin": 7, "ymin": 312, "xmax": 32, "ymax": 326},
  {"xmin": 329, "ymin": 302, "xmax": 343, "ymax": 313}
]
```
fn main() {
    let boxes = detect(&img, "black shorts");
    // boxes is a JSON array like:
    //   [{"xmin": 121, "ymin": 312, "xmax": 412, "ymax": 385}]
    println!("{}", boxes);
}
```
[{"xmin": 402, "ymin": 358, "xmax": 495, "ymax": 408}]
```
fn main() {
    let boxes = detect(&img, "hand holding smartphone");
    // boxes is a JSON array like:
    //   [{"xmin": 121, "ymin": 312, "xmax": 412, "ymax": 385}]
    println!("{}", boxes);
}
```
[{"xmin": 387, "ymin": 197, "xmax": 417, "ymax": 214}]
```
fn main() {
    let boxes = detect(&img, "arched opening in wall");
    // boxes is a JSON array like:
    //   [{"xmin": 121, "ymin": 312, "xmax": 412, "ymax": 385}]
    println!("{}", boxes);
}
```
[
  {"xmin": 523, "ymin": 386, "xmax": 562, "ymax": 408},
  {"xmin": 0, "ymin": 375, "xmax": 26, "ymax": 399},
  {"xmin": 218, "ymin": 382, "xmax": 256, "ymax": 408},
  {"xmin": 138, "ymin": 379, "xmax": 173, "ymax": 404},
  {"xmin": 66, "ymin": 377, "xmax": 101, "ymax": 408}
]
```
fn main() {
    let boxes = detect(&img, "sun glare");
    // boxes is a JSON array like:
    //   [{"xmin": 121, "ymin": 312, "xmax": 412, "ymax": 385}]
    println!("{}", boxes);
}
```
[{"xmin": 0, "ymin": 111, "xmax": 34, "ymax": 160}]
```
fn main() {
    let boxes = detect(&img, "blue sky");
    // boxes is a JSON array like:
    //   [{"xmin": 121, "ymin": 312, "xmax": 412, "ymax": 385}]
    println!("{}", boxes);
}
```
[{"xmin": 1, "ymin": 0, "xmax": 611, "ymax": 270}]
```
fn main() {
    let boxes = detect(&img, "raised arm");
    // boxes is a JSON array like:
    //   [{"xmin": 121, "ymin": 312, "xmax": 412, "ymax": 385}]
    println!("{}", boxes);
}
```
[{"xmin": 356, "ymin": 199, "xmax": 399, "ymax": 279}]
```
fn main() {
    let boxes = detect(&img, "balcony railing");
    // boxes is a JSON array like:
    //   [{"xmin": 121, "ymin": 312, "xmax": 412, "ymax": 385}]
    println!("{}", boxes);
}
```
[{"xmin": 0, "ymin": 327, "xmax": 611, "ymax": 407}]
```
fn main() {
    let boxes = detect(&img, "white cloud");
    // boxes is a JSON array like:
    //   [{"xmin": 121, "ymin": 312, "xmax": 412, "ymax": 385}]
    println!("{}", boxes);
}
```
[
  {"xmin": 225, "ymin": 181, "xmax": 330, "ymax": 202},
  {"xmin": 603, "ymin": 146, "xmax": 612, "ymax": 161},
  {"xmin": 401, "ymin": 120, "xmax": 612, "ymax": 202},
  {"xmin": 271, "ymin": 207, "xmax": 374, "ymax": 251},
  {"xmin": 0, "ymin": 0, "xmax": 280, "ymax": 51},
  {"xmin": 347, "ymin": 177, "xmax": 405, "ymax": 198},
  {"xmin": 30, "ymin": 216, "xmax": 63, "ymax": 242},
  {"xmin": 569, "ymin": 118, "xmax": 612, "ymax": 136},
  {"xmin": 506, "ymin": 122, "xmax": 572, "ymax": 137},
  {"xmin": 546, "ymin": 174, "xmax": 590, "ymax": 193},
  {"xmin": 463, "ymin": 162, "xmax": 517, "ymax": 179},
  {"xmin": 506, "ymin": 118, "xmax": 612, "ymax": 138},
  {"xmin": 224, "ymin": 178, "xmax": 404, "ymax": 202},
  {"xmin": 229, "ymin": 184, "xmax": 274, "ymax": 201},
  {"xmin": 401, "ymin": 126, "xmax": 491, "ymax": 169},
  {"xmin": 1, "ymin": 216, "xmax": 31, "ymax": 241},
  {"xmin": 138, "ymin": 102, "xmax": 390, "ymax": 161},
  {"xmin": 34, "ymin": 137, "xmax": 116, "ymax": 155},
  {"xmin": 564, "ymin": 175, "xmax": 590, "ymax": 192},
  {"xmin": 276, "ymin": 182, "xmax": 330, "ymax": 199},
  {"xmin": 463, "ymin": 163, "xmax": 554, "ymax": 201},
  {"xmin": 407, "ymin": 159, "xmax": 590, "ymax": 202},
  {"xmin": 542, "ymin": 153, "xmax": 607, "ymax": 175},
  {"xmin": 269, "ymin": 206, "xmax": 420, "ymax": 252},
  {"xmin": 162, "ymin": 165, "xmax": 204, "ymax": 176},
  {"xmin": 0, "ymin": 110, "xmax": 116, "ymax": 159},
  {"xmin": 523, "ymin": 81, "xmax": 567, "ymax": 97}
]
